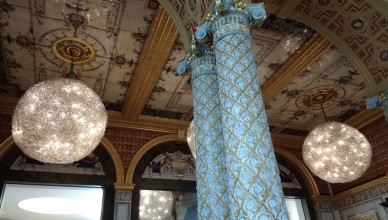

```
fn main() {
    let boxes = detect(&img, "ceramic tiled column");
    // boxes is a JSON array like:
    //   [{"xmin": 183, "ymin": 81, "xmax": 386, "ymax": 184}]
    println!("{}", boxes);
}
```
[
  {"xmin": 195, "ymin": 1, "xmax": 289, "ymax": 219},
  {"xmin": 178, "ymin": 45, "xmax": 230, "ymax": 219}
]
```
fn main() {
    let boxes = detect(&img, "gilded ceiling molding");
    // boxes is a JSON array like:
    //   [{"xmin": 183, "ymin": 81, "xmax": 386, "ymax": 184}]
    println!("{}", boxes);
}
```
[
  {"xmin": 122, "ymin": 7, "xmax": 179, "ymax": 120},
  {"xmin": 271, "ymin": 132, "xmax": 304, "ymax": 148},
  {"xmin": 312, "ymin": 176, "xmax": 388, "ymax": 208},
  {"xmin": 114, "ymin": 182, "xmax": 135, "ymax": 190},
  {"xmin": 345, "ymin": 108, "xmax": 383, "ymax": 130},
  {"xmin": 0, "ymin": 136, "xmax": 125, "ymax": 183},
  {"xmin": 0, "ymin": 136, "xmax": 14, "ymax": 161},
  {"xmin": 99, "ymin": 137, "xmax": 125, "ymax": 183},
  {"xmin": 0, "ymin": 97, "xmax": 188, "ymax": 134},
  {"xmin": 262, "ymin": 33, "xmax": 332, "ymax": 104},
  {"xmin": 276, "ymin": 0, "xmax": 303, "ymax": 19},
  {"xmin": 159, "ymin": 1, "xmax": 191, "ymax": 50},
  {"xmin": 289, "ymin": 1, "xmax": 387, "ymax": 95},
  {"xmin": 108, "ymin": 115, "xmax": 189, "ymax": 134},
  {"xmin": 275, "ymin": 147, "xmax": 320, "ymax": 197},
  {"xmin": 125, "ymin": 134, "xmax": 179, "ymax": 184},
  {"xmin": 333, "ymin": 175, "xmax": 388, "ymax": 201}
]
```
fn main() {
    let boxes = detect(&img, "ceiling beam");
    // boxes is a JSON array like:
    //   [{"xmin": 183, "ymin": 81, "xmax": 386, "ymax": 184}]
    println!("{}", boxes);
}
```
[
  {"xmin": 271, "ymin": 132, "xmax": 304, "ymax": 148},
  {"xmin": 122, "ymin": 7, "xmax": 179, "ymax": 120},
  {"xmin": 261, "ymin": 33, "xmax": 332, "ymax": 105}
]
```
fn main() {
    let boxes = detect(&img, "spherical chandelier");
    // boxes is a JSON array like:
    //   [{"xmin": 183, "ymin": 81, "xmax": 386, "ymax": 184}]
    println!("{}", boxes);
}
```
[
  {"xmin": 302, "ymin": 121, "xmax": 372, "ymax": 183},
  {"xmin": 139, "ymin": 190, "xmax": 173, "ymax": 220},
  {"xmin": 12, "ymin": 78, "xmax": 107, "ymax": 164},
  {"xmin": 186, "ymin": 120, "xmax": 196, "ymax": 158}
]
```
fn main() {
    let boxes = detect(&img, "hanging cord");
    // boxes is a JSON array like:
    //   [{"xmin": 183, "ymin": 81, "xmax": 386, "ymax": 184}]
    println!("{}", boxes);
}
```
[
  {"xmin": 66, "ymin": 59, "xmax": 78, "ymax": 79},
  {"xmin": 65, "ymin": 0, "xmax": 82, "ymax": 79},
  {"xmin": 319, "ymin": 99, "xmax": 333, "ymax": 195},
  {"xmin": 320, "ymin": 102, "xmax": 328, "ymax": 122}
]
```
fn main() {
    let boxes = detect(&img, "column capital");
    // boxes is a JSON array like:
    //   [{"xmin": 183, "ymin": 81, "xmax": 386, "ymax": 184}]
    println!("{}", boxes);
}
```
[
  {"xmin": 176, "ymin": 39, "xmax": 214, "ymax": 76},
  {"xmin": 114, "ymin": 182, "xmax": 135, "ymax": 190},
  {"xmin": 366, "ymin": 89, "xmax": 388, "ymax": 122},
  {"xmin": 194, "ymin": 1, "xmax": 266, "ymax": 44},
  {"xmin": 190, "ymin": 54, "xmax": 216, "ymax": 81}
]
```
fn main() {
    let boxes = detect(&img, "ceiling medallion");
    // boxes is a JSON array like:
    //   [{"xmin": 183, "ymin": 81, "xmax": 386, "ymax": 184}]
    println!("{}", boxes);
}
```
[
  {"xmin": 302, "ymin": 89, "xmax": 338, "ymax": 107},
  {"xmin": 51, "ymin": 37, "xmax": 96, "ymax": 64}
]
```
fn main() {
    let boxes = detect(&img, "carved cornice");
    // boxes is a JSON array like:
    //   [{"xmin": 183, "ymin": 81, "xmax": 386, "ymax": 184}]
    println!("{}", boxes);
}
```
[
  {"xmin": 108, "ymin": 115, "xmax": 189, "ymax": 134},
  {"xmin": 262, "ymin": 33, "xmax": 332, "ymax": 105},
  {"xmin": 333, "ymin": 176, "xmax": 388, "ymax": 201},
  {"xmin": 114, "ymin": 182, "xmax": 135, "ymax": 190},
  {"xmin": 122, "ymin": 7, "xmax": 179, "ymax": 120},
  {"xmin": 312, "ymin": 175, "xmax": 388, "ymax": 209},
  {"xmin": 345, "ymin": 108, "xmax": 384, "ymax": 129},
  {"xmin": 271, "ymin": 132, "xmax": 304, "ymax": 148}
]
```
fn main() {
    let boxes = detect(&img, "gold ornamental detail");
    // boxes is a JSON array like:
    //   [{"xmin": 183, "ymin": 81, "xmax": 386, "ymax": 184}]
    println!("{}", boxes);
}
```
[
  {"xmin": 303, "ymin": 89, "xmax": 338, "ymax": 107},
  {"xmin": 51, "ymin": 37, "xmax": 96, "ymax": 64}
]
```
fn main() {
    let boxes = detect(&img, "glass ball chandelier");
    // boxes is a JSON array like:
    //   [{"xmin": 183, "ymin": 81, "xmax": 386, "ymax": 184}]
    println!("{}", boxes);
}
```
[
  {"xmin": 12, "ymin": 78, "xmax": 107, "ymax": 164},
  {"xmin": 139, "ymin": 190, "xmax": 173, "ymax": 220},
  {"xmin": 302, "ymin": 121, "xmax": 372, "ymax": 183},
  {"xmin": 186, "ymin": 120, "xmax": 196, "ymax": 158}
]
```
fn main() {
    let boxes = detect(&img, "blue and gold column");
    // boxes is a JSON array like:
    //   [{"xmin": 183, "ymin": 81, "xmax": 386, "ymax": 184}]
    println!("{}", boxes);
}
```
[
  {"xmin": 177, "ymin": 42, "xmax": 230, "ymax": 219},
  {"xmin": 196, "ymin": 1, "xmax": 288, "ymax": 219}
]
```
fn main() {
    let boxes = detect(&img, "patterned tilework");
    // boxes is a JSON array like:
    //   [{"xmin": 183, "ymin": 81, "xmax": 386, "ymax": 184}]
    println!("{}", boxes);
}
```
[
  {"xmin": 295, "ymin": 0, "xmax": 388, "ymax": 84},
  {"xmin": 212, "ymin": 13, "xmax": 288, "ymax": 219},
  {"xmin": 104, "ymin": 127, "xmax": 166, "ymax": 169},
  {"xmin": 191, "ymin": 54, "xmax": 230, "ymax": 219}
]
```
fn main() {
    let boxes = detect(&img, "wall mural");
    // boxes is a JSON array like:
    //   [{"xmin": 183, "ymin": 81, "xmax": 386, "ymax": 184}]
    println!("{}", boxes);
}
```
[
  {"xmin": 141, "ymin": 151, "xmax": 302, "ymax": 189},
  {"xmin": 10, "ymin": 153, "xmax": 105, "ymax": 175},
  {"xmin": 142, "ymin": 151, "xmax": 196, "ymax": 181}
]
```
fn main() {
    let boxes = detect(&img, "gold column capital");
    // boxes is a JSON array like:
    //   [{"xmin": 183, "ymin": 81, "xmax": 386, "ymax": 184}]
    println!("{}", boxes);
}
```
[{"xmin": 114, "ymin": 182, "xmax": 135, "ymax": 190}]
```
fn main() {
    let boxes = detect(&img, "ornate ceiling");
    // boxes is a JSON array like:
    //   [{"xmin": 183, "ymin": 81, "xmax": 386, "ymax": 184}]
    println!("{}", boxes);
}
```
[{"xmin": 0, "ymin": 0, "xmax": 387, "ymax": 137}]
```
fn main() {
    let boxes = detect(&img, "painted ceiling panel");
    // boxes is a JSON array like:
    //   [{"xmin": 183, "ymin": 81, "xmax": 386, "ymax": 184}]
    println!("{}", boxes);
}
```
[
  {"xmin": 143, "ymin": 40, "xmax": 191, "ymax": 119},
  {"xmin": 267, "ymin": 47, "xmax": 368, "ymax": 135},
  {"xmin": 0, "ymin": 0, "xmax": 379, "ymax": 136},
  {"xmin": 0, "ymin": 0, "xmax": 157, "ymax": 111}
]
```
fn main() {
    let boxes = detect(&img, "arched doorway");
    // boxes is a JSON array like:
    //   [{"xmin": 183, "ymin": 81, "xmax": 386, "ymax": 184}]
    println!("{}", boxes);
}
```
[
  {"xmin": 130, "ymin": 139, "xmax": 195, "ymax": 220},
  {"xmin": 0, "ymin": 136, "xmax": 122, "ymax": 219}
]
